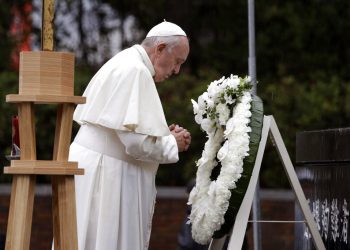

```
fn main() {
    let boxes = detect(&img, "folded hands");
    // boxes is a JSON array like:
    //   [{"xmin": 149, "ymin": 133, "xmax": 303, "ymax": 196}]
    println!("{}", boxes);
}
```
[{"xmin": 169, "ymin": 124, "xmax": 191, "ymax": 152}]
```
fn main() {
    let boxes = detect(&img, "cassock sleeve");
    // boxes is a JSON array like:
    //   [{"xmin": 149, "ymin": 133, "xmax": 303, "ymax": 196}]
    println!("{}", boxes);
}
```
[{"xmin": 116, "ymin": 130, "xmax": 179, "ymax": 164}]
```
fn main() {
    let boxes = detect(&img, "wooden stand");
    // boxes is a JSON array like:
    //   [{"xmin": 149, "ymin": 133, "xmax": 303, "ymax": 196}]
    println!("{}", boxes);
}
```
[{"xmin": 4, "ymin": 51, "xmax": 85, "ymax": 250}]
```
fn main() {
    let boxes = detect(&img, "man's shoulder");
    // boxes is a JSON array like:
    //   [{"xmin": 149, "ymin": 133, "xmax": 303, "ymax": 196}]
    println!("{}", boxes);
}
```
[
  {"xmin": 109, "ymin": 47, "xmax": 138, "ymax": 63},
  {"xmin": 103, "ymin": 49, "xmax": 147, "ymax": 73}
]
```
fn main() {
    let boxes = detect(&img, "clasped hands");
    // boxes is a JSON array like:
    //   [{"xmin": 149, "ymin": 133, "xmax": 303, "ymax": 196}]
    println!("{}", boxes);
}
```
[{"xmin": 169, "ymin": 124, "xmax": 191, "ymax": 152}]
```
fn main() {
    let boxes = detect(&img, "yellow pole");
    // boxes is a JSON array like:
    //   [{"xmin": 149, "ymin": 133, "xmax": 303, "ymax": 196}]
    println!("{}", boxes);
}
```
[{"xmin": 41, "ymin": 0, "xmax": 54, "ymax": 51}]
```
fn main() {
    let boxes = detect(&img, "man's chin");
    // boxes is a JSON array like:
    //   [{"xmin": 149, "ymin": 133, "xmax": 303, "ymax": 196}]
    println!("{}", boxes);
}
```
[{"xmin": 154, "ymin": 76, "xmax": 166, "ymax": 83}]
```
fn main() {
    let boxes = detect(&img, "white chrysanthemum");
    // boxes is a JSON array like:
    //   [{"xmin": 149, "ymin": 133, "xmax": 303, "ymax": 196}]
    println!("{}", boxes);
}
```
[
  {"xmin": 201, "ymin": 118, "xmax": 215, "ymax": 133},
  {"xmin": 216, "ymin": 103, "xmax": 230, "ymax": 125},
  {"xmin": 197, "ymin": 93, "xmax": 207, "ymax": 110},
  {"xmin": 191, "ymin": 99, "xmax": 199, "ymax": 114},
  {"xmin": 226, "ymin": 75, "xmax": 240, "ymax": 89},
  {"xmin": 217, "ymin": 141, "xmax": 229, "ymax": 161},
  {"xmin": 207, "ymin": 81, "xmax": 221, "ymax": 99},
  {"xmin": 194, "ymin": 110, "xmax": 204, "ymax": 125},
  {"xmin": 206, "ymin": 98, "xmax": 215, "ymax": 108}
]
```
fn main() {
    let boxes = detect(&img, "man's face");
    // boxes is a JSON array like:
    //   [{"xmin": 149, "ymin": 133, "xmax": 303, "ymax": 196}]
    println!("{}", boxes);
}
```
[{"xmin": 153, "ymin": 37, "xmax": 189, "ymax": 82}]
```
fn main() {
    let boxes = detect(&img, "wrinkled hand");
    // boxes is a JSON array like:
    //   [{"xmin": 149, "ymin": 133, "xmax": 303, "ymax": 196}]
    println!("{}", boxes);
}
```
[{"xmin": 169, "ymin": 124, "xmax": 191, "ymax": 152}]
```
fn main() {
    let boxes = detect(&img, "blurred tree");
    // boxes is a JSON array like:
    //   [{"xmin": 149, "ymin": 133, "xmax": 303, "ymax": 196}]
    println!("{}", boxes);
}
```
[
  {"xmin": 103, "ymin": 0, "xmax": 250, "ymax": 77},
  {"xmin": 254, "ymin": 0, "xmax": 350, "ymax": 187},
  {"xmin": 0, "ymin": 0, "xmax": 13, "ymax": 71},
  {"xmin": 0, "ymin": 0, "xmax": 32, "ymax": 71}
]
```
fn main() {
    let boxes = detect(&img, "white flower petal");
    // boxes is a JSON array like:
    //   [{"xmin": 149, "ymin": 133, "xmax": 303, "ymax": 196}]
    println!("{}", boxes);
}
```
[{"xmin": 191, "ymin": 99, "xmax": 199, "ymax": 114}]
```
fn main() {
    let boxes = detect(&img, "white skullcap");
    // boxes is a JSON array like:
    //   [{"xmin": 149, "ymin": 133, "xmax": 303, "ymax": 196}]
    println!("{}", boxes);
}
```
[{"xmin": 146, "ymin": 20, "xmax": 187, "ymax": 38}]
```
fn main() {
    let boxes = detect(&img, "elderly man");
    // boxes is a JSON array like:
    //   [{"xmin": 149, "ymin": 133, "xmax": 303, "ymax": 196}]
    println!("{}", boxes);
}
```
[{"xmin": 70, "ymin": 21, "xmax": 191, "ymax": 249}]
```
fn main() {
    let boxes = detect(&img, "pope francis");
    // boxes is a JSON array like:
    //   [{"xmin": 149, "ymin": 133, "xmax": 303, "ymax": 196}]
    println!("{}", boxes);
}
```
[{"xmin": 68, "ymin": 21, "xmax": 191, "ymax": 250}]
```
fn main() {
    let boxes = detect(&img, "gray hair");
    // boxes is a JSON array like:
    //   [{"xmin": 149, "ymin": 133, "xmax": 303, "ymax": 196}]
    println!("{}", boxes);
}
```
[{"xmin": 141, "ymin": 36, "xmax": 184, "ymax": 52}]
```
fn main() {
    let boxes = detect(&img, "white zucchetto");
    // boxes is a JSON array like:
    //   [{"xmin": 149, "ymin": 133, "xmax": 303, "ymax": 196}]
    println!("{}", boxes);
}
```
[{"xmin": 146, "ymin": 21, "xmax": 187, "ymax": 38}]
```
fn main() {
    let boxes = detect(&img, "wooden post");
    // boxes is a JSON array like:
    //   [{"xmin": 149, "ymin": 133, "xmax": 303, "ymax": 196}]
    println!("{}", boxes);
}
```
[
  {"xmin": 5, "ymin": 103, "xmax": 37, "ymax": 250},
  {"xmin": 52, "ymin": 104, "xmax": 79, "ymax": 249}
]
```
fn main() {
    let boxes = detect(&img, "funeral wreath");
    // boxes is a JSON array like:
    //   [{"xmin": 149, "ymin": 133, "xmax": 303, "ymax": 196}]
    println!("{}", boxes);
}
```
[{"xmin": 188, "ymin": 75, "xmax": 264, "ymax": 244}]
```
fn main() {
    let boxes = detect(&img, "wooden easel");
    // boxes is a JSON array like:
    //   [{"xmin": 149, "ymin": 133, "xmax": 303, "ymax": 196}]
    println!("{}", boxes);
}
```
[
  {"xmin": 209, "ymin": 116, "xmax": 326, "ymax": 250},
  {"xmin": 3, "ymin": 1, "xmax": 85, "ymax": 249}
]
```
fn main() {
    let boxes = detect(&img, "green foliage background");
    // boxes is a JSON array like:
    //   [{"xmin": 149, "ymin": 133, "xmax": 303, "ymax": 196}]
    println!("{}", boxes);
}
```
[{"xmin": 1, "ymin": 0, "xmax": 350, "ymax": 188}]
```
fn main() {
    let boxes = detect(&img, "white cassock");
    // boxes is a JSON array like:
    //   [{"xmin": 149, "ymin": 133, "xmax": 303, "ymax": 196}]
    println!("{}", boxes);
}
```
[{"xmin": 69, "ymin": 45, "xmax": 179, "ymax": 250}]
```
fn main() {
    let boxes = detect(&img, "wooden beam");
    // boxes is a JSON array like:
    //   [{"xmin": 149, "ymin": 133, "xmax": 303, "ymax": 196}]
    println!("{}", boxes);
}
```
[
  {"xmin": 4, "ymin": 166, "xmax": 84, "ymax": 175},
  {"xmin": 9, "ymin": 160, "xmax": 78, "ymax": 168},
  {"xmin": 7, "ymin": 94, "xmax": 86, "ymax": 104}
]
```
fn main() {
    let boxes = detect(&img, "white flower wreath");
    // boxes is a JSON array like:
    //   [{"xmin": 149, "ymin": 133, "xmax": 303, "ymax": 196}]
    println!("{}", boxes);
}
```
[{"xmin": 188, "ymin": 75, "xmax": 253, "ymax": 244}]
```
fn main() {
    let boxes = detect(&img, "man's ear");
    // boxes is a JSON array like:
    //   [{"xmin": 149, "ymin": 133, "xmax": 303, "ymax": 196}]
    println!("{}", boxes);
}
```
[{"xmin": 156, "ymin": 43, "xmax": 167, "ymax": 55}]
